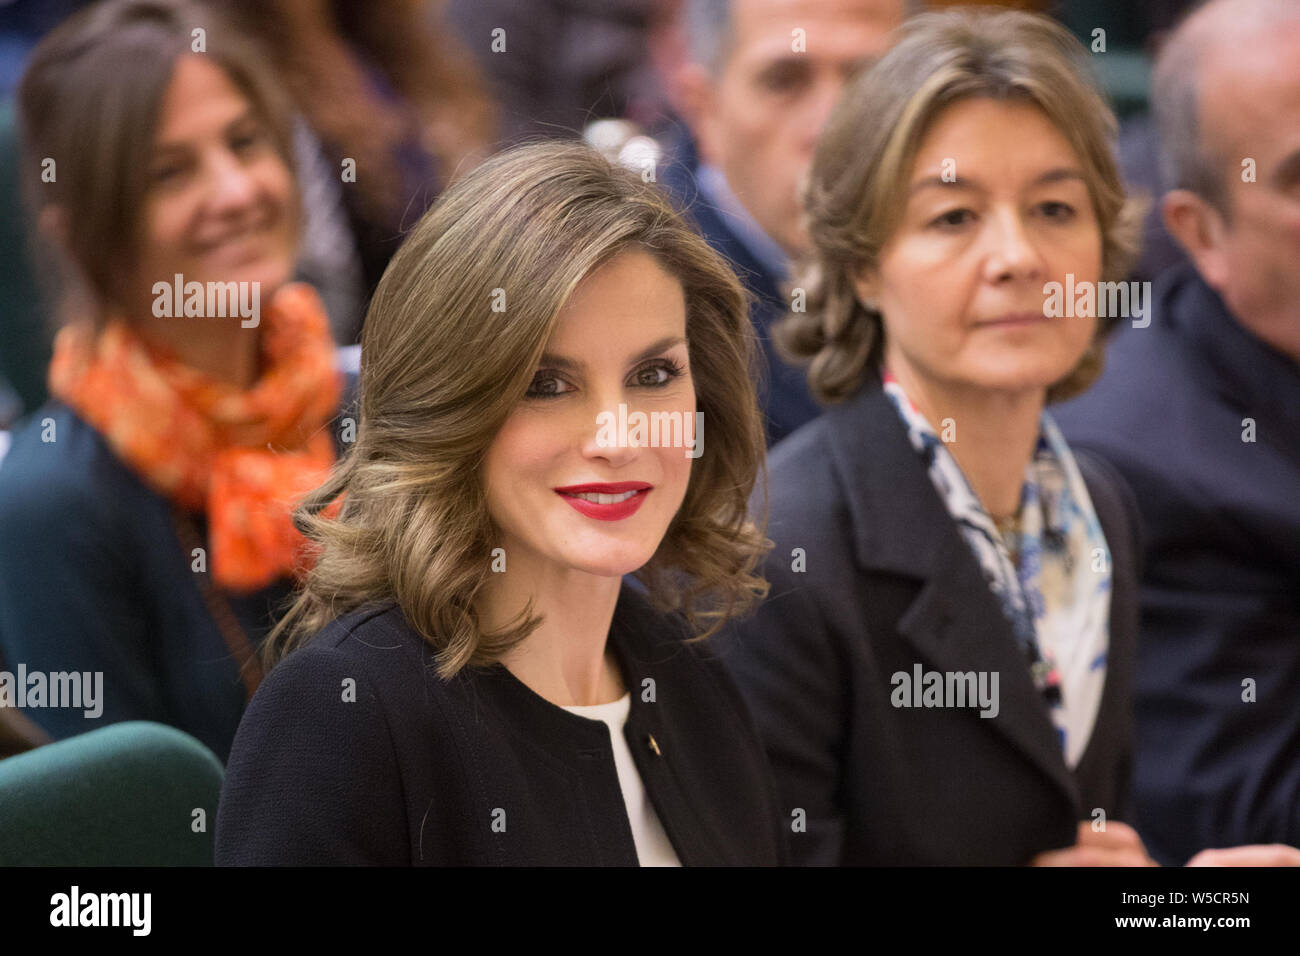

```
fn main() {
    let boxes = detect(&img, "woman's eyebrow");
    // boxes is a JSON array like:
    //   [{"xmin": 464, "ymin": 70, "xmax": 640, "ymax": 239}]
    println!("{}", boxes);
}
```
[
  {"xmin": 537, "ymin": 335, "xmax": 687, "ymax": 372},
  {"xmin": 536, "ymin": 352, "xmax": 582, "ymax": 372},
  {"xmin": 628, "ymin": 335, "xmax": 687, "ymax": 364},
  {"xmin": 150, "ymin": 108, "xmax": 259, "ymax": 157},
  {"xmin": 1030, "ymin": 167, "xmax": 1088, "ymax": 187},
  {"xmin": 907, "ymin": 167, "xmax": 1087, "ymax": 197}
]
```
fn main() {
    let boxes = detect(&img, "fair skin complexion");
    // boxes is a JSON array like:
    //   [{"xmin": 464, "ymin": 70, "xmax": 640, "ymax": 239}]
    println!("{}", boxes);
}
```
[
  {"xmin": 855, "ymin": 97, "xmax": 1102, "ymax": 522},
  {"xmin": 1161, "ymin": 17, "xmax": 1300, "ymax": 363},
  {"xmin": 678, "ymin": 0, "xmax": 903, "ymax": 257},
  {"xmin": 854, "ymin": 97, "xmax": 1153, "ymax": 865},
  {"xmin": 864, "ymin": 95, "xmax": 1300, "ymax": 867},
  {"xmin": 128, "ymin": 54, "xmax": 298, "ymax": 389},
  {"xmin": 479, "ymin": 250, "xmax": 697, "ymax": 707}
]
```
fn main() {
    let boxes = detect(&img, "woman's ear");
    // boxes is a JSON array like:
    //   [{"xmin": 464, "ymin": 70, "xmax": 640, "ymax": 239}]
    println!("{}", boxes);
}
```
[{"xmin": 850, "ymin": 265, "xmax": 881, "ymax": 313}]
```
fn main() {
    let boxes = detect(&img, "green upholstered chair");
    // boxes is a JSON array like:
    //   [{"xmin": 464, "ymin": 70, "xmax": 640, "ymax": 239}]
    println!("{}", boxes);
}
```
[{"xmin": 0, "ymin": 721, "xmax": 224, "ymax": 865}]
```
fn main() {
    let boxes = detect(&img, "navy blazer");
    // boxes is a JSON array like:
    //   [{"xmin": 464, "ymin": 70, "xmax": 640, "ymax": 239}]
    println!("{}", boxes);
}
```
[
  {"xmin": 215, "ymin": 582, "xmax": 788, "ymax": 866},
  {"xmin": 0, "ymin": 370, "xmax": 359, "ymax": 763},
  {"xmin": 658, "ymin": 159, "xmax": 821, "ymax": 445},
  {"xmin": 719, "ymin": 379, "xmax": 1142, "ymax": 865},
  {"xmin": 1054, "ymin": 263, "xmax": 1300, "ymax": 864}
]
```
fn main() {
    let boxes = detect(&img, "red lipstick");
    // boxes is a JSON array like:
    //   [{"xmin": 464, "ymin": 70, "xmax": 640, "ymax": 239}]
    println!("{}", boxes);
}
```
[{"xmin": 554, "ymin": 482, "xmax": 652, "ymax": 522}]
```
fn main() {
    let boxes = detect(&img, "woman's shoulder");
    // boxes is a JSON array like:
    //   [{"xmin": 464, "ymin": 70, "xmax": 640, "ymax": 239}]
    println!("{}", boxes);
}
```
[
  {"xmin": 752, "ymin": 411, "xmax": 864, "ymax": 586},
  {"xmin": 275, "ymin": 600, "xmax": 426, "ymax": 679},
  {"xmin": 1, "ymin": 399, "xmax": 115, "ymax": 479},
  {"xmin": 765, "ymin": 408, "xmax": 838, "ymax": 485},
  {"xmin": 759, "ymin": 383, "xmax": 899, "ymax": 527},
  {"xmin": 0, "ymin": 401, "xmax": 142, "ymax": 538},
  {"xmin": 219, "ymin": 600, "xmax": 416, "ymax": 865},
  {"xmin": 259, "ymin": 600, "xmax": 451, "ymax": 722}
]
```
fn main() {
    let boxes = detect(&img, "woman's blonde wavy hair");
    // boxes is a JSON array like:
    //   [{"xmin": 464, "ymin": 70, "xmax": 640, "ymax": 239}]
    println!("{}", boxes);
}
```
[
  {"xmin": 267, "ymin": 141, "xmax": 769, "ymax": 677},
  {"xmin": 779, "ymin": 7, "xmax": 1145, "ymax": 406}
]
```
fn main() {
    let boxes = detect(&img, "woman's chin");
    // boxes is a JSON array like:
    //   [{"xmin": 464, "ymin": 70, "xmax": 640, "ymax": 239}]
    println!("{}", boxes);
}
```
[
  {"xmin": 242, "ymin": 261, "xmax": 295, "ymax": 297},
  {"xmin": 190, "ymin": 250, "xmax": 294, "ymax": 295},
  {"xmin": 966, "ymin": 355, "xmax": 1083, "ymax": 394},
  {"xmin": 555, "ymin": 542, "xmax": 658, "ymax": 580}
]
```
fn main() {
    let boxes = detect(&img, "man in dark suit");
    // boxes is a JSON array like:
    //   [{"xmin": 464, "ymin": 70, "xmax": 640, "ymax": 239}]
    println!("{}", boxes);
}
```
[
  {"xmin": 1054, "ymin": 0, "xmax": 1300, "ymax": 865},
  {"xmin": 659, "ymin": 0, "xmax": 909, "ymax": 444}
]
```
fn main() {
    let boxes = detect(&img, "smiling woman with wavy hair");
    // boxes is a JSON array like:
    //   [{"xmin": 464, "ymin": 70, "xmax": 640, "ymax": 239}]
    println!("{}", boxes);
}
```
[
  {"xmin": 266, "ymin": 141, "xmax": 769, "ymax": 675},
  {"xmin": 216, "ymin": 140, "xmax": 785, "ymax": 867},
  {"xmin": 0, "ymin": 0, "xmax": 354, "ymax": 767}
]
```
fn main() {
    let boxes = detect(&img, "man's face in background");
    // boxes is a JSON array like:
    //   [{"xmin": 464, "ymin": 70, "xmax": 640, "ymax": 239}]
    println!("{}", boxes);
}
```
[
  {"xmin": 681, "ymin": 0, "xmax": 905, "ymax": 258},
  {"xmin": 1191, "ymin": 25, "xmax": 1300, "ymax": 361}
]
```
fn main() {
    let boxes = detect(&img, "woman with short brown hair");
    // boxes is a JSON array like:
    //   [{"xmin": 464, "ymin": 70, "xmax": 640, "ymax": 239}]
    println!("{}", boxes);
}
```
[
  {"xmin": 722, "ymin": 7, "xmax": 1155, "ymax": 865},
  {"xmin": 0, "ymin": 0, "xmax": 353, "ymax": 763}
]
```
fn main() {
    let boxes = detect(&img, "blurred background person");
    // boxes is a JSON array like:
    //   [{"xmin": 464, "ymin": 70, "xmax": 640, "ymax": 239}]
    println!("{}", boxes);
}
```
[
  {"xmin": 1055, "ymin": 0, "xmax": 1300, "ymax": 865},
  {"xmin": 0, "ymin": 0, "xmax": 1190, "ymax": 424},
  {"xmin": 0, "ymin": 0, "xmax": 92, "ymax": 95},
  {"xmin": 0, "ymin": 0, "xmax": 497, "ymax": 398},
  {"xmin": 661, "ymin": 0, "xmax": 911, "ymax": 446},
  {"xmin": 220, "ymin": 0, "xmax": 498, "ymax": 346},
  {"xmin": 447, "ymin": 0, "xmax": 672, "ymax": 147},
  {"xmin": 0, "ymin": 0, "xmax": 356, "ymax": 764}
]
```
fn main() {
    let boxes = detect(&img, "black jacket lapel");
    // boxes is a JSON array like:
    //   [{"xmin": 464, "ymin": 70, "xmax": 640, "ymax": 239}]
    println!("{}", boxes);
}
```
[
  {"xmin": 608, "ymin": 595, "xmax": 729, "ymax": 866},
  {"xmin": 823, "ymin": 382, "xmax": 1080, "ymax": 811}
]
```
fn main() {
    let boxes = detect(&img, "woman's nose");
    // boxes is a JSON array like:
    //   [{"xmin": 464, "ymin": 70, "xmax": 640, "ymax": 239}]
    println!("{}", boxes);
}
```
[
  {"xmin": 205, "ymin": 148, "xmax": 259, "ymax": 212},
  {"xmin": 579, "ymin": 387, "xmax": 640, "ymax": 466},
  {"xmin": 983, "ymin": 208, "xmax": 1046, "ymax": 282}
]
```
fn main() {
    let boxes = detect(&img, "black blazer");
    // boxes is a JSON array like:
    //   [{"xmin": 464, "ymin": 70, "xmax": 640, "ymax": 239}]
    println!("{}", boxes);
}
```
[
  {"xmin": 719, "ymin": 380, "xmax": 1142, "ymax": 865},
  {"xmin": 215, "ymin": 581, "xmax": 788, "ymax": 865}
]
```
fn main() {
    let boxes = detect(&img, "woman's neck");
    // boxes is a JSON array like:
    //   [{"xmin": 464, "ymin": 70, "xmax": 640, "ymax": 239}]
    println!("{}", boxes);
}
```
[
  {"xmin": 481, "ymin": 564, "xmax": 627, "ymax": 708},
  {"xmin": 888, "ymin": 363, "xmax": 1045, "ymax": 521},
  {"xmin": 132, "ymin": 314, "xmax": 264, "ymax": 390}
]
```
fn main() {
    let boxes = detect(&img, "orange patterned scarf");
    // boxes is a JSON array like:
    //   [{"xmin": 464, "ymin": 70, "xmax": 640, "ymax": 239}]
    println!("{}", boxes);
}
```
[{"xmin": 48, "ymin": 282, "xmax": 343, "ymax": 593}]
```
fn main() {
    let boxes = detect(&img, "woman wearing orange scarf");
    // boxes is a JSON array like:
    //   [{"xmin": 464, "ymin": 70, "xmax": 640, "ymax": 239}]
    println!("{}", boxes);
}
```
[{"xmin": 0, "ymin": 0, "xmax": 353, "ymax": 763}]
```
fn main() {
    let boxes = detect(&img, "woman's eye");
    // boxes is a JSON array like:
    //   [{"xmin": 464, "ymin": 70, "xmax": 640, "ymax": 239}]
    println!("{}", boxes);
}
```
[
  {"xmin": 1038, "ymin": 200, "xmax": 1076, "ymax": 221},
  {"xmin": 525, "ymin": 372, "xmax": 574, "ymax": 399},
  {"xmin": 631, "ymin": 358, "xmax": 684, "ymax": 388},
  {"xmin": 149, "ymin": 163, "xmax": 187, "ymax": 186},
  {"xmin": 230, "ymin": 126, "xmax": 267, "ymax": 154},
  {"xmin": 929, "ymin": 208, "xmax": 974, "ymax": 230}
]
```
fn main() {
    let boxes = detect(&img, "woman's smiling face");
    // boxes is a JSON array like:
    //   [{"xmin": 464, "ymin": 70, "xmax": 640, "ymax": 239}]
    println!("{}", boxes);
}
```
[
  {"xmin": 859, "ymin": 96, "xmax": 1104, "ymax": 397},
  {"xmin": 135, "ymin": 54, "xmax": 297, "ymax": 312},
  {"xmin": 482, "ymin": 248, "xmax": 698, "ymax": 583}
]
